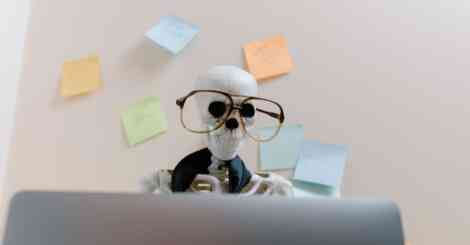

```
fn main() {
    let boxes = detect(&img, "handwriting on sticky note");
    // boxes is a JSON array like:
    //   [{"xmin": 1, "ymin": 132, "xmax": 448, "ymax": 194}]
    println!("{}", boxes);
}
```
[
  {"xmin": 121, "ymin": 96, "xmax": 168, "ymax": 146},
  {"xmin": 294, "ymin": 141, "xmax": 348, "ymax": 189},
  {"xmin": 252, "ymin": 42, "xmax": 283, "ymax": 65},
  {"xmin": 243, "ymin": 35, "xmax": 294, "ymax": 81},
  {"xmin": 258, "ymin": 124, "xmax": 304, "ymax": 170},
  {"xmin": 60, "ymin": 55, "xmax": 103, "ymax": 97},
  {"xmin": 146, "ymin": 16, "xmax": 199, "ymax": 55}
]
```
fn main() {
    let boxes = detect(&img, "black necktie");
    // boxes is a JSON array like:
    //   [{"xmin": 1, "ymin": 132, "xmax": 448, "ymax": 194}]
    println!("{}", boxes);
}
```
[
  {"xmin": 224, "ymin": 156, "xmax": 252, "ymax": 193},
  {"xmin": 171, "ymin": 148, "xmax": 252, "ymax": 193}
]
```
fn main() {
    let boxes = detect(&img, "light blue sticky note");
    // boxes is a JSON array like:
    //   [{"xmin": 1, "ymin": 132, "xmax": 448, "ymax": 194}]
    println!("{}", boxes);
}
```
[
  {"xmin": 258, "ymin": 124, "xmax": 304, "ymax": 170},
  {"xmin": 292, "ymin": 180, "xmax": 339, "ymax": 198},
  {"xmin": 294, "ymin": 141, "xmax": 348, "ymax": 189},
  {"xmin": 145, "ymin": 15, "xmax": 199, "ymax": 55}
]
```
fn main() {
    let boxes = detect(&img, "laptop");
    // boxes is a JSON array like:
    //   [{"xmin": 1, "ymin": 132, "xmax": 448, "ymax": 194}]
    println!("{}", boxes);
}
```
[{"xmin": 3, "ymin": 191, "xmax": 404, "ymax": 245}]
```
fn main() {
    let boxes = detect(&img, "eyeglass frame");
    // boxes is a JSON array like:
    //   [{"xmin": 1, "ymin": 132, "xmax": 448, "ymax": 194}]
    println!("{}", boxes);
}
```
[{"xmin": 176, "ymin": 89, "xmax": 285, "ymax": 142}]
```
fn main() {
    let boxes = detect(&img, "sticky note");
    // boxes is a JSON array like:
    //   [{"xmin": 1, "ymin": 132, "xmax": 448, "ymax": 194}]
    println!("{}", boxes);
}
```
[
  {"xmin": 243, "ymin": 35, "xmax": 294, "ymax": 81},
  {"xmin": 60, "ymin": 55, "xmax": 103, "ymax": 97},
  {"xmin": 146, "ymin": 15, "xmax": 199, "ymax": 55},
  {"xmin": 292, "ymin": 180, "xmax": 339, "ymax": 198},
  {"xmin": 258, "ymin": 124, "xmax": 304, "ymax": 170},
  {"xmin": 294, "ymin": 141, "xmax": 348, "ymax": 189},
  {"xmin": 121, "ymin": 96, "xmax": 168, "ymax": 146}
]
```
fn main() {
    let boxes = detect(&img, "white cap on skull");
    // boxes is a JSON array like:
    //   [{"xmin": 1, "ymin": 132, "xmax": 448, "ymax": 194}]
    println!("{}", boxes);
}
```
[{"xmin": 194, "ymin": 66, "xmax": 258, "ymax": 96}]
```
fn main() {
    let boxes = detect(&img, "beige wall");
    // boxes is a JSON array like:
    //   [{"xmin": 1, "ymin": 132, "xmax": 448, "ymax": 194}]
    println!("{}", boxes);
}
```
[
  {"xmin": 0, "ymin": 0, "xmax": 30, "ymax": 185},
  {"xmin": 3, "ymin": 1, "xmax": 470, "ymax": 244}
]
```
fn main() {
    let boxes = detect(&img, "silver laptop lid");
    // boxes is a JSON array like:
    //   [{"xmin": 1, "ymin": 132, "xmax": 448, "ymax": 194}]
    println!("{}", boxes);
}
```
[{"xmin": 3, "ymin": 191, "xmax": 404, "ymax": 245}]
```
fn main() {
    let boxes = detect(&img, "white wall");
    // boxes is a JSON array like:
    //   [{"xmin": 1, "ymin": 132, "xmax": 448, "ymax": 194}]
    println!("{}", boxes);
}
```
[{"xmin": 0, "ymin": 0, "xmax": 30, "ymax": 183}]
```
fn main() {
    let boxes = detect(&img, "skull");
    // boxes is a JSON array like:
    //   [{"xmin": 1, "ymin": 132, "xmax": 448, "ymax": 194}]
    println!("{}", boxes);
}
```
[{"xmin": 194, "ymin": 66, "xmax": 258, "ymax": 160}]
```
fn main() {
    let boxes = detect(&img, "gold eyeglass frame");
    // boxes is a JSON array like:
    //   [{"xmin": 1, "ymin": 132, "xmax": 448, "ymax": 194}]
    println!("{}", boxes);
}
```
[{"xmin": 176, "ymin": 89, "xmax": 285, "ymax": 142}]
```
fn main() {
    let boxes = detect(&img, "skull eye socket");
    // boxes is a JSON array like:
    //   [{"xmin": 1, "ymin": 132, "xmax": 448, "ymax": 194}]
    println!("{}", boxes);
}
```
[
  {"xmin": 208, "ymin": 101, "xmax": 227, "ymax": 118},
  {"xmin": 240, "ymin": 103, "xmax": 255, "ymax": 118}
]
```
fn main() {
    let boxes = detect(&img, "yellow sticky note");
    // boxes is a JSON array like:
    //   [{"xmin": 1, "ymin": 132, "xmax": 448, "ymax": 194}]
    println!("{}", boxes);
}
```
[
  {"xmin": 60, "ymin": 55, "xmax": 103, "ymax": 97},
  {"xmin": 243, "ymin": 35, "xmax": 294, "ymax": 81}
]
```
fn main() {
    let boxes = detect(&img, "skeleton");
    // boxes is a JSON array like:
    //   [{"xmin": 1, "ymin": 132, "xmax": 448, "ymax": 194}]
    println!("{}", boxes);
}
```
[{"xmin": 141, "ymin": 66, "xmax": 293, "ymax": 196}]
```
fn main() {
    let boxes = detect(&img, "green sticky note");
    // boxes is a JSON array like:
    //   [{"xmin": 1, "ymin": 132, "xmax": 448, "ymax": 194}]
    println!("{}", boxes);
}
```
[{"xmin": 121, "ymin": 96, "xmax": 168, "ymax": 146}]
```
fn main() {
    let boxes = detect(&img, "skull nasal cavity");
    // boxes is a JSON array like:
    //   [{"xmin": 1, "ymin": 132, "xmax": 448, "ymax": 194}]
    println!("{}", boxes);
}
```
[{"xmin": 225, "ymin": 118, "xmax": 239, "ymax": 130}]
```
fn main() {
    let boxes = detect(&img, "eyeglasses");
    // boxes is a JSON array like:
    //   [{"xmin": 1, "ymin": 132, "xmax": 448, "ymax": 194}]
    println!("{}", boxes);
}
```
[{"xmin": 176, "ymin": 90, "xmax": 285, "ymax": 142}]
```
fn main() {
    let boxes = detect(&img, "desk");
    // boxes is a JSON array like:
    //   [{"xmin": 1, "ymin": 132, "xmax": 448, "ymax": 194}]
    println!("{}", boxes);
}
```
[{"xmin": 4, "ymin": 1, "xmax": 470, "ymax": 244}]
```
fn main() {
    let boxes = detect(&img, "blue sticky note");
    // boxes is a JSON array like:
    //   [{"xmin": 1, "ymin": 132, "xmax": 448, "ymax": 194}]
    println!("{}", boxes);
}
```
[
  {"xmin": 292, "ymin": 180, "xmax": 339, "ymax": 198},
  {"xmin": 294, "ymin": 141, "xmax": 348, "ymax": 189},
  {"xmin": 258, "ymin": 124, "xmax": 304, "ymax": 170},
  {"xmin": 145, "ymin": 15, "xmax": 199, "ymax": 54}
]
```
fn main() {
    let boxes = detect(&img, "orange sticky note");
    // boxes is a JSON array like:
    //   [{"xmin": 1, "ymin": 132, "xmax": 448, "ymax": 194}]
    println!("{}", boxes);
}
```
[
  {"xmin": 243, "ymin": 35, "xmax": 294, "ymax": 81},
  {"xmin": 60, "ymin": 55, "xmax": 103, "ymax": 97}
]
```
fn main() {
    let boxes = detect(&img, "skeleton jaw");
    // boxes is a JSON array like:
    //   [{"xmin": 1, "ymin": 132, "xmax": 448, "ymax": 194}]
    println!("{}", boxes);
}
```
[{"xmin": 207, "ymin": 127, "xmax": 245, "ymax": 160}]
